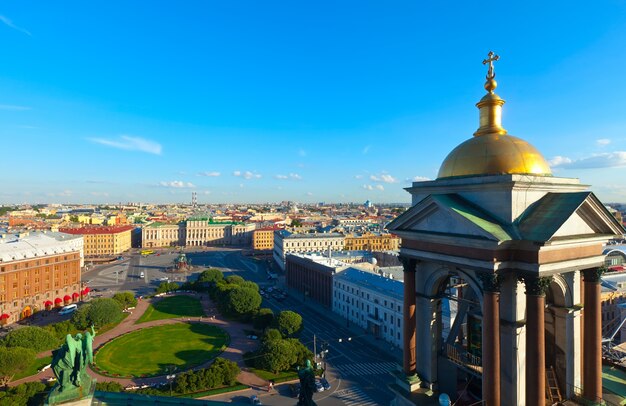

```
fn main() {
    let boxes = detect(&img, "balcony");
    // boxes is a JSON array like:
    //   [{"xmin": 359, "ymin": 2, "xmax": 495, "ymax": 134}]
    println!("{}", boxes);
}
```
[{"xmin": 444, "ymin": 343, "xmax": 482, "ymax": 376}]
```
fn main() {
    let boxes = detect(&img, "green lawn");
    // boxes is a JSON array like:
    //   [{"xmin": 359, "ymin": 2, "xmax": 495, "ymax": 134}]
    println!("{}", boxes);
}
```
[
  {"xmin": 136, "ymin": 295, "xmax": 204, "ymax": 324},
  {"xmin": 250, "ymin": 368, "xmax": 299, "ymax": 383},
  {"xmin": 93, "ymin": 323, "xmax": 228, "ymax": 377},
  {"xmin": 13, "ymin": 355, "xmax": 53, "ymax": 381}
]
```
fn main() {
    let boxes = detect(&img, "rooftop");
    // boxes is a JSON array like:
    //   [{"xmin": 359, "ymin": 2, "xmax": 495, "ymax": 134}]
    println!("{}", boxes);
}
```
[
  {"xmin": 277, "ymin": 230, "xmax": 344, "ymax": 239},
  {"xmin": 0, "ymin": 231, "xmax": 83, "ymax": 262},
  {"xmin": 335, "ymin": 267, "xmax": 403, "ymax": 300},
  {"xmin": 59, "ymin": 225, "xmax": 135, "ymax": 235}
]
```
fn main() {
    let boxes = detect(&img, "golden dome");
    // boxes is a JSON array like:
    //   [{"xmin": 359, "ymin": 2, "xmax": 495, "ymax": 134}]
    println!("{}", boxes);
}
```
[{"xmin": 437, "ymin": 52, "xmax": 552, "ymax": 179}]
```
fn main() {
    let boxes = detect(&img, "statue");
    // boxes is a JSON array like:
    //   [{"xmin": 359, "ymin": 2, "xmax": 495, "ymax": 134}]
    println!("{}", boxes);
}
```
[
  {"xmin": 50, "ymin": 326, "xmax": 96, "ymax": 396},
  {"xmin": 297, "ymin": 359, "xmax": 317, "ymax": 406}
]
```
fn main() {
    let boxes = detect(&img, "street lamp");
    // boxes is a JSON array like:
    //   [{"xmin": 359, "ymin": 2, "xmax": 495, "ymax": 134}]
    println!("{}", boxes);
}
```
[{"xmin": 165, "ymin": 365, "xmax": 177, "ymax": 396}]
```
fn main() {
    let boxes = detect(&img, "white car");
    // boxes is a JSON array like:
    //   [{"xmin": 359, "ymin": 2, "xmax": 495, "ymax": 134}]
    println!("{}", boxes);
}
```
[{"xmin": 59, "ymin": 304, "xmax": 78, "ymax": 316}]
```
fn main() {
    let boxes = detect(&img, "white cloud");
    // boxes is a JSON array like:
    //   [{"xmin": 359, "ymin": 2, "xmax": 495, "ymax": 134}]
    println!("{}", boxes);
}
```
[
  {"xmin": 88, "ymin": 135, "xmax": 162, "ymax": 155},
  {"xmin": 233, "ymin": 170, "xmax": 261, "ymax": 179},
  {"xmin": 159, "ymin": 180, "xmax": 195, "ymax": 188},
  {"xmin": 90, "ymin": 192, "xmax": 110, "ymax": 197},
  {"xmin": 198, "ymin": 171, "xmax": 221, "ymax": 177},
  {"xmin": 354, "ymin": 175, "xmax": 364, "ymax": 180},
  {"xmin": 275, "ymin": 173, "xmax": 302, "ymax": 180},
  {"xmin": 406, "ymin": 176, "xmax": 431, "ymax": 183},
  {"xmin": 362, "ymin": 184, "xmax": 374, "ymax": 190},
  {"xmin": 375, "ymin": 184, "xmax": 385, "ymax": 191},
  {"xmin": 47, "ymin": 190, "xmax": 73, "ymax": 197},
  {"xmin": 370, "ymin": 174, "xmax": 398, "ymax": 183},
  {"xmin": 298, "ymin": 149, "xmax": 307, "ymax": 157},
  {"xmin": 596, "ymin": 139, "xmax": 611, "ymax": 146},
  {"xmin": 0, "ymin": 15, "xmax": 31, "ymax": 36},
  {"xmin": 203, "ymin": 191, "xmax": 211, "ymax": 195},
  {"xmin": 550, "ymin": 152, "xmax": 626, "ymax": 169},
  {"xmin": 0, "ymin": 104, "xmax": 31, "ymax": 111},
  {"xmin": 306, "ymin": 192, "xmax": 313, "ymax": 196}
]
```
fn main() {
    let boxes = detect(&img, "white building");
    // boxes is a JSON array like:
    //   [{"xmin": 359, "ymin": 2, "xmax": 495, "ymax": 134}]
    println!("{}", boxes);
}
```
[
  {"xmin": 184, "ymin": 218, "xmax": 255, "ymax": 247},
  {"xmin": 333, "ymin": 267, "xmax": 403, "ymax": 348},
  {"xmin": 273, "ymin": 230, "xmax": 344, "ymax": 270}
]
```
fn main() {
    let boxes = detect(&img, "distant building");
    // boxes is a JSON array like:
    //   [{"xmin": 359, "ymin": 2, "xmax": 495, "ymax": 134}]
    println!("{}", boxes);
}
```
[
  {"xmin": 59, "ymin": 225, "xmax": 133, "ymax": 257},
  {"xmin": 184, "ymin": 217, "xmax": 255, "ymax": 247},
  {"xmin": 141, "ymin": 222, "xmax": 184, "ymax": 248},
  {"xmin": 332, "ymin": 267, "xmax": 403, "ymax": 348},
  {"xmin": 285, "ymin": 253, "xmax": 347, "ymax": 307},
  {"xmin": 252, "ymin": 226, "xmax": 282, "ymax": 251},
  {"xmin": 0, "ymin": 232, "xmax": 84, "ymax": 326},
  {"xmin": 344, "ymin": 232, "xmax": 400, "ymax": 252},
  {"xmin": 273, "ymin": 230, "xmax": 344, "ymax": 270}
]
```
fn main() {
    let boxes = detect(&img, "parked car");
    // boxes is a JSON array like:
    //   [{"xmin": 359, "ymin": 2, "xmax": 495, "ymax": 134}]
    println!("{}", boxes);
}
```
[{"xmin": 59, "ymin": 304, "xmax": 78, "ymax": 316}]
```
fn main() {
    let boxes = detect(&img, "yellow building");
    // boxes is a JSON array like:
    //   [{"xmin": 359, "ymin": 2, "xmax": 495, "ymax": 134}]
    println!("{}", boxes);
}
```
[
  {"xmin": 344, "ymin": 232, "xmax": 400, "ymax": 252},
  {"xmin": 60, "ymin": 225, "xmax": 133, "ymax": 257},
  {"xmin": 253, "ymin": 226, "xmax": 282, "ymax": 251}
]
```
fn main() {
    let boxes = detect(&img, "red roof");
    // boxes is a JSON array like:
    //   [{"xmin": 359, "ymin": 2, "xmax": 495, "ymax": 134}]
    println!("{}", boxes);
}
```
[
  {"xmin": 59, "ymin": 225, "xmax": 134, "ymax": 235},
  {"xmin": 256, "ymin": 225, "xmax": 284, "ymax": 232},
  {"xmin": 0, "ymin": 314, "xmax": 10, "ymax": 319},
  {"xmin": 54, "ymin": 298, "xmax": 63, "ymax": 303}
]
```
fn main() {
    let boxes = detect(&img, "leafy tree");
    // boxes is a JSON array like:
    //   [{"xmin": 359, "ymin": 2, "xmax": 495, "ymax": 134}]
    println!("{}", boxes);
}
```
[
  {"xmin": 258, "ymin": 339, "xmax": 296, "ymax": 374},
  {"xmin": 224, "ymin": 275, "xmax": 244, "ymax": 285},
  {"xmin": 241, "ymin": 280, "xmax": 259, "ymax": 291},
  {"xmin": 263, "ymin": 328, "xmax": 282, "ymax": 343},
  {"xmin": 286, "ymin": 338, "xmax": 314, "ymax": 368},
  {"xmin": 226, "ymin": 287, "xmax": 261, "ymax": 316},
  {"xmin": 276, "ymin": 310, "xmax": 303, "ymax": 337},
  {"xmin": 95, "ymin": 381, "xmax": 123, "ymax": 392},
  {"xmin": 253, "ymin": 308, "xmax": 274, "ymax": 330},
  {"xmin": 0, "ymin": 381, "xmax": 47, "ymax": 406},
  {"xmin": 1, "ymin": 326, "xmax": 58, "ymax": 352},
  {"xmin": 0, "ymin": 347, "xmax": 36, "ymax": 387},
  {"xmin": 155, "ymin": 281, "xmax": 180, "ymax": 294},
  {"xmin": 72, "ymin": 298, "xmax": 122, "ymax": 329},
  {"xmin": 210, "ymin": 357, "xmax": 240, "ymax": 386},
  {"xmin": 112, "ymin": 291, "xmax": 137, "ymax": 309},
  {"xmin": 197, "ymin": 268, "xmax": 223, "ymax": 284},
  {"xmin": 291, "ymin": 219, "xmax": 303, "ymax": 227},
  {"xmin": 44, "ymin": 320, "xmax": 75, "ymax": 340}
]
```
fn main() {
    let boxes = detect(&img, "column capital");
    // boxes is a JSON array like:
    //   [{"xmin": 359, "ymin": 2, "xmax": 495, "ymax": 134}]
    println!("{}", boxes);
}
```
[
  {"xmin": 478, "ymin": 272, "xmax": 501, "ymax": 293},
  {"xmin": 582, "ymin": 267, "xmax": 606, "ymax": 283},
  {"xmin": 520, "ymin": 275, "xmax": 553, "ymax": 296},
  {"xmin": 400, "ymin": 256, "xmax": 417, "ymax": 273}
]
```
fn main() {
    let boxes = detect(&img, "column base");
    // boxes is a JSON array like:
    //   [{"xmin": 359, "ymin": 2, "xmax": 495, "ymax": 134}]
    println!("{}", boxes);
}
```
[{"xmin": 391, "ymin": 369, "xmax": 422, "ymax": 393}]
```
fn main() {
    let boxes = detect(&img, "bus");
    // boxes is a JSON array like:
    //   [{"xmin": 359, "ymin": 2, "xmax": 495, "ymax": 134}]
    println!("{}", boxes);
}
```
[{"xmin": 140, "ymin": 250, "xmax": 154, "ymax": 256}]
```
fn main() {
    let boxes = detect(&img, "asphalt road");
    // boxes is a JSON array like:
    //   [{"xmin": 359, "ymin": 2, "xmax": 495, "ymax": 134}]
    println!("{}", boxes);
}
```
[{"xmin": 81, "ymin": 249, "xmax": 396, "ymax": 405}]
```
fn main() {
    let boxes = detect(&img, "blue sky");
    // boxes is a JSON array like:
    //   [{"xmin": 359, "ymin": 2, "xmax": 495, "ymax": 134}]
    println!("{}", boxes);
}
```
[{"xmin": 2, "ymin": 1, "xmax": 626, "ymax": 204}]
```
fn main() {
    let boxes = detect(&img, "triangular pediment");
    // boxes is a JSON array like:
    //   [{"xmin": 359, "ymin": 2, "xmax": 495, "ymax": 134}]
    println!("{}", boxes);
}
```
[
  {"xmin": 516, "ymin": 192, "xmax": 625, "ymax": 242},
  {"xmin": 387, "ymin": 194, "xmax": 513, "ymax": 242}
]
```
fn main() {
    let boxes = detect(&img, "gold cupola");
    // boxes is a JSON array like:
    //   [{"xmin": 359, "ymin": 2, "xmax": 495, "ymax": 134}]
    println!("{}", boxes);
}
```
[{"xmin": 437, "ymin": 52, "xmax": 552, "ymax": 179}]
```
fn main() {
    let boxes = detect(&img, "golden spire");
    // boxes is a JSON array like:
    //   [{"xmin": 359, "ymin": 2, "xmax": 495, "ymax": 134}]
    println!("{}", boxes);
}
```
[{"xmin": 474, "ymin": 51, "xmax": 507, "ymax": 137}]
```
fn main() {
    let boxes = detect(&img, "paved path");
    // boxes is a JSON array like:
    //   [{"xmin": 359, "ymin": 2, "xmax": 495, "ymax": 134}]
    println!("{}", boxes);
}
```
[{"xmin": 10, "ymin": 293, "xmax": 267, "ymax": 390}]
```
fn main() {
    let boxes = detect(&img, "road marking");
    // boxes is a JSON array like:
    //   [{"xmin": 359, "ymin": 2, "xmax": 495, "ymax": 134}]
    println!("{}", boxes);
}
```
[
  {"xmin": 332, "ymin": 387, "xmax": 379, "ymax": 406},
  {"xmin": 333, "ymin": 362, "xmax": 396, "ymax": 377}
]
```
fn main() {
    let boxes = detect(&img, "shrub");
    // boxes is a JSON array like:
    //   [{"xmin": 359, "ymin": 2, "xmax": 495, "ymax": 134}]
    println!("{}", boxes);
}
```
[
  {"xmin": 224, "ymin": 275, "xmax": 244, "ymax": 285},
  {"xmin": 112, "ymin": 291, "xmax": 137, "ymax": 310},
  {"xmin": 72, "ymin": 298, "xmax": 122, "ymax": 329},
  {"xmin": 44, "ymin": 320, "xmax": 75, "ymax": 340},
  {"xmin": 95, "ymin": 381, "xmax": 123, "ymax": 392},
  {"xmin": 253, "ymin": 308, "xmax": 274, "ymax": 330},
  {"xmin": 0, "ymin": 381, "xmax": 47, "ymax": 405},
  {"xmin": 1, "ymin": 327, "xmax": 58, "ymax": 352},
  {"xmin": 155, "ymin": 282, "xmax": 180, "ymax": 294},
  {"xmin": 197, "ymin": 268, "xmax": 223, "ymax": 284},
  {"xmin": 0, "ymin": 347, "xmax": 36, "ymax": 387},
  {"xmin": 276, "ymin": 310, "xmax": 302, "ymax": 337}
]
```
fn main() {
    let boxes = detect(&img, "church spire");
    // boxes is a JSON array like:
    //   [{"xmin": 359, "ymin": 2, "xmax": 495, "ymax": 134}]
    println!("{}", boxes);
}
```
[{"xmin": 474, "ymin": 51, "xmax": 507, "ymax": 137}]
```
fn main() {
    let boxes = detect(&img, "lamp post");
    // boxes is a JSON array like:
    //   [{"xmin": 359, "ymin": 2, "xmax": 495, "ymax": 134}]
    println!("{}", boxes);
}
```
[{"xmin": 166, "ymin": 365, "xmax": 177, "ymax": 396}]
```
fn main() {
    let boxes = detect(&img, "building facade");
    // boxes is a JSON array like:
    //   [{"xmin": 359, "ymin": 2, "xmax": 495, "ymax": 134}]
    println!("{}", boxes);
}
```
[
  {"xmin": 285, "ymin": 253, "xmax": 346, "ymax": 307},
  {"xmin": 0, "ymin": 232, "xmax": 84, "ymax": 325},
  {"xmin": 141, "ymin": 223, "xmax": 184, "ymax": 248},
  {"xmin": 332, "ymin": 267, "xmax": 403, "ymax": 348},
  {"xmin": 60, "ymin": 225, "xmax": 133, "ymax": 257},
  {"xmin": 184, "ymin": 218, "xmax": 255, "ymax": 247},
  {"xmin": 273, "ymin": 230, "xmax": 345, "ymax": 270},
  {"xmin": 253, "ymin": 226, "xmax": 282, "ymax": 251},
  {"xmin": 344, "ymin": 232, "xmax": 400, "ymax": 251}
]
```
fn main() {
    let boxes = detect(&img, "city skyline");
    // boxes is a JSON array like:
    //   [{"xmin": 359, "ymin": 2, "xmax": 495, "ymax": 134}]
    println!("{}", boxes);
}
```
[{"xmin": 3, "ymin": 2, "xmax": 626, "ymax": 204}]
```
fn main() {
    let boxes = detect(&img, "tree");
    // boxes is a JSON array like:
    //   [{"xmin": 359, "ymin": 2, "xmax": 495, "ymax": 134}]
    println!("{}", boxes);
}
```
[
  {"xmin": 241, "ymin": 280, "xmax": 259, "ymax": 292},
  {"xmin": 1, "ymin": 326, "xmax": 58, "ymax": 352},
  {"xmin": 286, "ymin": 338, "xmax": 314, "ymax": 368},
  {"xmin": 0, "ymin": 381, "xmax": 46, "ymax": 405},
  {"xmin": 95, "ymin": 381, "xmax": 123, "ymax": 392},
  {"xmin": 155, "ymin": 281, "xmax": 180, "ymax": 294},
  {"xmin": 197, "ymin": 268, "xmax": 223, "ymax": 284},
  {"xmin": 253, "ymin": 308, "xmax": 274, "ymax": 330},
  {"xmin": 112, "ymin": 291, "xmax": 137, "ymax": 310},
  {"xmin": 210, "ymin": 357, "xmax": 240, "ymax": 386},
  {"xmin": 226, "ymin": 287, "xmax": 261, "ymax": 316},
  {"xmin": 291, "ymin": 219, "xmax": 303, "ymax": 227},
  {"xmin": 258, "ymin": 339, "xmax": 297, "ymax": 374},
  {"xmin": 72, "ymin": 298, "xmax": 122, "ymax": 329},
  {"xmin": 262, "ymin": 328, "xmax": 282, "ymax": 343},
  {"xmin": 276, "ymin": 310, "xmax": 302, "ymax": 337},
  {"xmin": 44, "ymin": 320, "xmax": 75, "ymax": 340},
  {"xmin": 0, "ymin": 347, "xmax": 35, "ymax": 387},
  {"xmin": 224, "ymin": 275, "xmax": 244, "ymax": 286}
]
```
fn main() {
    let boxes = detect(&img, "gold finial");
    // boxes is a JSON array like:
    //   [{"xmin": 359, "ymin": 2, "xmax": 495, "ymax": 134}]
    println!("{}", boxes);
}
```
[{"xmin": 482, "ymin": 51, "xmax": 500, "ymax": 93}]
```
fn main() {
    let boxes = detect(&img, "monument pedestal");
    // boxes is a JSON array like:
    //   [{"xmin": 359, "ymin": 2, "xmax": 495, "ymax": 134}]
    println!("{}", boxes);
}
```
[{"xmin": 45, "ymin": 376, "xmax": 96, "ymax": 406}]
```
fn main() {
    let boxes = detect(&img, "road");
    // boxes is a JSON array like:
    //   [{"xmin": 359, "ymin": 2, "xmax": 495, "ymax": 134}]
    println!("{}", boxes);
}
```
[{"xmin": 81, "ymin": 249, "xmax": 396, "ymax": 405}]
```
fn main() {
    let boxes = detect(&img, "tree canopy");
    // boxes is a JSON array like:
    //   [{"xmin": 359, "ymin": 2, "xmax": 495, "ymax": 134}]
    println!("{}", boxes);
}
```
[
  {"xmin": 0, "ymin": 347, "xmax": 36, "ymax": 387},
  {"xmin": 72, "ymin": 298, "xmax": 122, "ymax": 329},
  {"xmin": 1, "ymin": 326, "xmax": 58, "ymax": 353},
  {"xmin": 276, "ymin": 310, "xmax": 303, "ymax": 337},
  {"xmin": 112, "ymin": 291, "xmax": 137, "ymax": 310}
]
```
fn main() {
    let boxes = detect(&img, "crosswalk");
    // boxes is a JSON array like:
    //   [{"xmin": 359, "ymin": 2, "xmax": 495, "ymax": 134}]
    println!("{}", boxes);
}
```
[
  {"xmin": 333, "ymin": 362, "xmax": 396, "ymax": 377},
  {"xmin": 332, "ymin": 388, "xmax": 379, "ymax": 406}
]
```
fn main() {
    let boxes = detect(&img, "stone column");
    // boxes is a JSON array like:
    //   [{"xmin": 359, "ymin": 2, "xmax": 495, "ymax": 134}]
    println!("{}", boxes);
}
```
[
  {"xmin": 522, "ymin": 275, "xmax": 552, "ymax": 406},
  {"xmin": 479, "ymin": 273, "xmax": 501, "ymax": 406},
  {"xmin": 401, "ymin": 257, "xmax": 417, "ymax": 375},
  {"xmin": 582, "ymin": 268, "xmax": 604, "ymax": 402}
]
